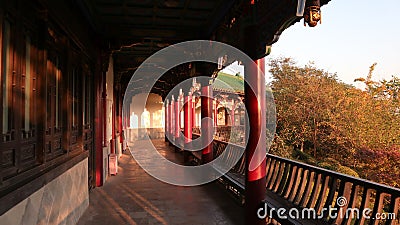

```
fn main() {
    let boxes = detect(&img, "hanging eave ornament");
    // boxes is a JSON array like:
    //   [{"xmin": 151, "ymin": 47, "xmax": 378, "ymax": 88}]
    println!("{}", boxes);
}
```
[{"xmin": 299, "ymin": 0, "xmax": 322, "ymax": 27}]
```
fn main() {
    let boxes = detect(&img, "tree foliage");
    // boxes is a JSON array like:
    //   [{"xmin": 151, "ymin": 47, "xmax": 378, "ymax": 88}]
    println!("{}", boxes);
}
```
[{"xmin": 268, "ymin": 58, "xmax": 400, "ymax": 187}]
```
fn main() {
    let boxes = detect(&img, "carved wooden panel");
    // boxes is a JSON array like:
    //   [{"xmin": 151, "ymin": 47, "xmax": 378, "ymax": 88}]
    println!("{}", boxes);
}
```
[
  {"xmin": 2, "ymin": 149, "xmax": 15, "ymax": 168},
  {"xmin": 45, "ymin": 134, "xmax": 63, "ymax": 160},
  {"xmin": 53, "ymin": 136, "xmax": 62, "ymax": 153},
  {"xmin": 70, "ymin": 131, "xmax": 78, "ymax": 145},
  {"xmin": 2, "ymin": 147, "xmax": 18, "ymax": 181},
  {"xmin": 20, "ymin": 144, "xmax": 35, "ymax": 162}
]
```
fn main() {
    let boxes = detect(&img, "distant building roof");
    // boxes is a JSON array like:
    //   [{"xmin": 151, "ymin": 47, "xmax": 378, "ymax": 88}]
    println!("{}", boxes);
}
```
[{"xmin": 213, "ymin": 72, "xmax": 244, "ymax": 94}]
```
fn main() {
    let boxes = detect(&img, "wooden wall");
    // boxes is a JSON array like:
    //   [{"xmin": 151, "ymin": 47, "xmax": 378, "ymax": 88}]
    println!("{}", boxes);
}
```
[{"xmin": 0, "ymin": 0, "xmax": 102, "ymax": 214}]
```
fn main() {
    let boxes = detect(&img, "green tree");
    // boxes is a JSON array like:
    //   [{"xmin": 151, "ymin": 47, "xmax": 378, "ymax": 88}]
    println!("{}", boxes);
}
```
[
  {"xmin": 269, "ymin": 58, "xmax": 400, "ymax": 187},
  {"xmin": 269, "ymin": 57, "xmax": 345, "ymax": 158}
]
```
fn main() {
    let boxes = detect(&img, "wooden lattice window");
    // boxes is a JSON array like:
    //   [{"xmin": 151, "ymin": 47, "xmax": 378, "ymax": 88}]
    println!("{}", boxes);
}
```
[
  {"xmin": 83, "ymin": 68, "xmax": 92, "ymax": 127},
  {"xmin": 45, "ymin": 55, "xmax": 63, "ymax": 159},
  {"xmin": 1, "ymin": 19, "xmax": 14, "ymax": 140},
  {"xmin": 22, "ymin": 34, "xmax": 37, "ymax": 139}
]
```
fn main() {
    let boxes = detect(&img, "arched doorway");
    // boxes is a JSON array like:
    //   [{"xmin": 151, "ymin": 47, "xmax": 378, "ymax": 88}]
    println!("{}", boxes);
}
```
[{"xmin": 127, "ymin": 93, "xmax": 164, "ymax": 140}]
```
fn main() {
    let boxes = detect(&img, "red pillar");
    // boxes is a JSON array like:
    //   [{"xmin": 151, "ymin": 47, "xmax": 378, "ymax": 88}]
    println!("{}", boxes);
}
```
[
  {"xmin": 214, "ymin": 100, "xmax": 218, "ymax": 127},
  {"xmin": 201, "ymin": 85, "xmax": 213, "ymax": 164},
  {"xmin": 124, "ymin": 102, "xmax": 130, "ymax": 131},
  {"xmin": 192, "ymin": 98, "xmax": 195, "ymax": 127},
  {"xmin": 122, "ymin": 102, "xmax": 128, "ymax": 149},
  {"xmin": 95, "ymin": 65, "xmax": 105, "ymax": 187},
  {"xmin": 183, "ymin": 92, "xmax": 192, "ymax": 163},
  {"xmin": 175, "ymin": 95, "xmax": 181, "ymax": 148},
  {"xmin": 231, "ymin": 103, "xmax": 235, "ymax": 126},
  {"xmin": 165, "ymin": 99, "xmax": 169, "ymax": 142},
  {"xmin": 170, "ymin": 96, "xmax": 175, "ymax": 145},
  {"xmin": 102, "ymin": 82, "xmax": 107, "ymax": 147},
  {"xmin": 126, "ymin": 105, "xmax": 130, "ymax": 130},
  {"xmin": 118, "ymin": 93, "xmax": 123, "ymax": 151},
  {"xmin": 244, "ymin": 58, "xmax": 266, "ymax": 225},
  {"xmin": 111, "ymin": 99, "xmax": 115, "ymax": 154}
]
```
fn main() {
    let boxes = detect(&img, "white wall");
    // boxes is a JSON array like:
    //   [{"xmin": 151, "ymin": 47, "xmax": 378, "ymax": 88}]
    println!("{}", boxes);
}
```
[
  {"xmin": 104, "ymin": 55, "xmax": 114, "ymax": 180},
  {"xmin": 105, "ymin": 55, "xmax": 114, "ymax": 148},
  {"xmin": 129, "ymin": 93, "xmax": 164, "ymax": 129},
  {"xmin": 0, "ymin": 159, "xmax": 89, "ymax": 225}
]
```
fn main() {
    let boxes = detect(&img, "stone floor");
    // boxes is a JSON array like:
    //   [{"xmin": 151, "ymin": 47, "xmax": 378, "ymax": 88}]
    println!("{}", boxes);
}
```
[{"xmin": 77, "ymin": 139, "xmax": 244, "ymax": 225}]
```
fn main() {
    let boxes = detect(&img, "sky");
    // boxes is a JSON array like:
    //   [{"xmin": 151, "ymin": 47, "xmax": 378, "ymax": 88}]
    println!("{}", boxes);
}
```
[{"xmin": 223, "ymin": 0, "xmax": 400, "ymax": 87}]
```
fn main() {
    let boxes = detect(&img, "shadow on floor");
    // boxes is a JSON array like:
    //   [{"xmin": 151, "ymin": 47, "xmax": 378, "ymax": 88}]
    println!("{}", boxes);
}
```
[{"xmin": 77, "ymin": 139, "xmax": 244, "ymax": 225}]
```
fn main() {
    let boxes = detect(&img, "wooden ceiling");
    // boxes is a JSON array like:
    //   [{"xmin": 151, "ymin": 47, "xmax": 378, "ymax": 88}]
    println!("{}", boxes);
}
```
[
  {"xmin": 76, "ymin": 0, "xmax": 241, "ymax": 97},
  {"xmin": 77, "ymin": 0, "xmax": 239, "ymax": 65},
  {"xmin": 78, "ymin": 0, "xmax": 234, "ymax": 41},
  {"xmin": 75, "ymin": 0, "xmax": 331, "ymax": 98}
]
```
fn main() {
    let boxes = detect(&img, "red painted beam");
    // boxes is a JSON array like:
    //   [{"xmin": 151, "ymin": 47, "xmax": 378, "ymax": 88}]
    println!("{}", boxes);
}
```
[
  {"xmin": 244, "ymin": 58, "xmax": 267, "ymax": 225},
  {"xmin": 201, "ymin": 85, "xmax": 213, "ymax": 164}
]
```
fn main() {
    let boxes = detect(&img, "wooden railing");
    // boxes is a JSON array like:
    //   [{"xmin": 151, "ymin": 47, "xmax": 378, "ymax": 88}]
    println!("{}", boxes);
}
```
[
  {"xmin": 193, "ymin": 125, "xmax": 245, "ymax": 145},
  {"xmin": 264, "ymin": 154, "xmax": 400, "ymax": 225},
  {"xmin": 190, "ymin": 136, "xmax": 400, "ymax": 225}
]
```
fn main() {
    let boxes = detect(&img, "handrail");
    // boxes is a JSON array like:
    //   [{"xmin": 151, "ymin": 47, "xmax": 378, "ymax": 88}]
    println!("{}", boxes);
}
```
[
  {"xmin": 208, "ymin": 138, "xmax": 400, "ymax": 193},
  {"xmin": 201, "ymin": 138, "xmax": 400, "ymax": 224},
  {"xmin": 267, "ymin": 154, "xmax": 400, "ymax": 196},
  {"xmin": 193, "ymin": 135, "xmax": 400, "ymax": 193}
]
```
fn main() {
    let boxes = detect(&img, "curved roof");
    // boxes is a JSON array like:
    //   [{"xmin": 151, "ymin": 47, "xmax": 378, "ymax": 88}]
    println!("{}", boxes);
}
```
[{"xmin": 213, "ymin": 72, "xmax": 244, "ymax": 94}]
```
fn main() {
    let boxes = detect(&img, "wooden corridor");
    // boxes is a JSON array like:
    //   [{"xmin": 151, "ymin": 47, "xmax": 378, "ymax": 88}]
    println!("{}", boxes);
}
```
[{"xmin": 76, "ymin": 139, "xmax": 244, "ymax": 225}]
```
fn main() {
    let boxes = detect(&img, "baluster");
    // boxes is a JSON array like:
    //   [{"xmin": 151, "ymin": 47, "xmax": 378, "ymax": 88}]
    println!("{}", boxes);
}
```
[
  {"xmin": 282, "ymin": 165, "xmax": 298, "ymax": 199},
  {"xmin": 294, "ymin": 169, "xmax": 309, "ymax": 205},
  {"xmin": 237, "ymin": 153, "xmax": 246, "ymax": 175},
  {"xmin": 232, "ymin": 146, "xmax": 239, "ymax": 168},
  {"xmin": 384, "ymin": 195, "xmax": 399, "ymax": 225},
  {"xmin": 233, "ymin": 146, "xmax": 243, "ymax": 173},
  {"xmin": 266, "ymin": 159, "xmax": 278, "ymax": 189},
  {"xmin": 289, "ymin": 167, "xmax": 304, "ymax": 202},
  {"xmin": 219, "ymin": 142, "xmax": 226, "ymax": 157},
  {"xmin": 299, "ymin": 171, "xmax": 315, "ymax": 207},
  {"xmin": 227, "ymin": 146, "xmax": 235, "ymax": 168},
  {"xmin": 322, "ymin": 176, "xmax": 338, "ymax": 219},
  {"xmin": 214, "ymin": 143, "xmax": 219, "ymax": 157},
  {"xmin": 315, "ymin": 175, "xmax": 330, "ymax": 216},
  {"xmin": 330, "ymin": 181, "xmax": 353, "ymax": 224},
  {"xmin": 354, "ymin": 188, "xmax": 372, "ymax": 225},
  {"xmin": 271, "ymin": 161, "xmax": 285, "ymax": 192},
  {"xmin": 226, "ymin": 146, "xmax": 234, "ymax": 169},
  {"xmin": 212, "ymin": 143, "xmax": 218, "ymax": 159},
  {"xmin": 343, "ymin": 185, "xmax": 360, "ymax": 225},
  {"xmin": 276, "ymin": 162, "xmax": 290, "ymax": 196},
  {"xmin": 265, "ymin": 156, "xmax": 272, "ymax": 176},
  {"xmin": 265, "ymin": 158, "xmax": 274, "ymax": 184},
  {"xmin": 306, "ymin": 172, "xmax": 322, "ymax": 208},
  {"xmin": 369, "ymin": 192, "xmax": 385, "ymax": 225}
]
